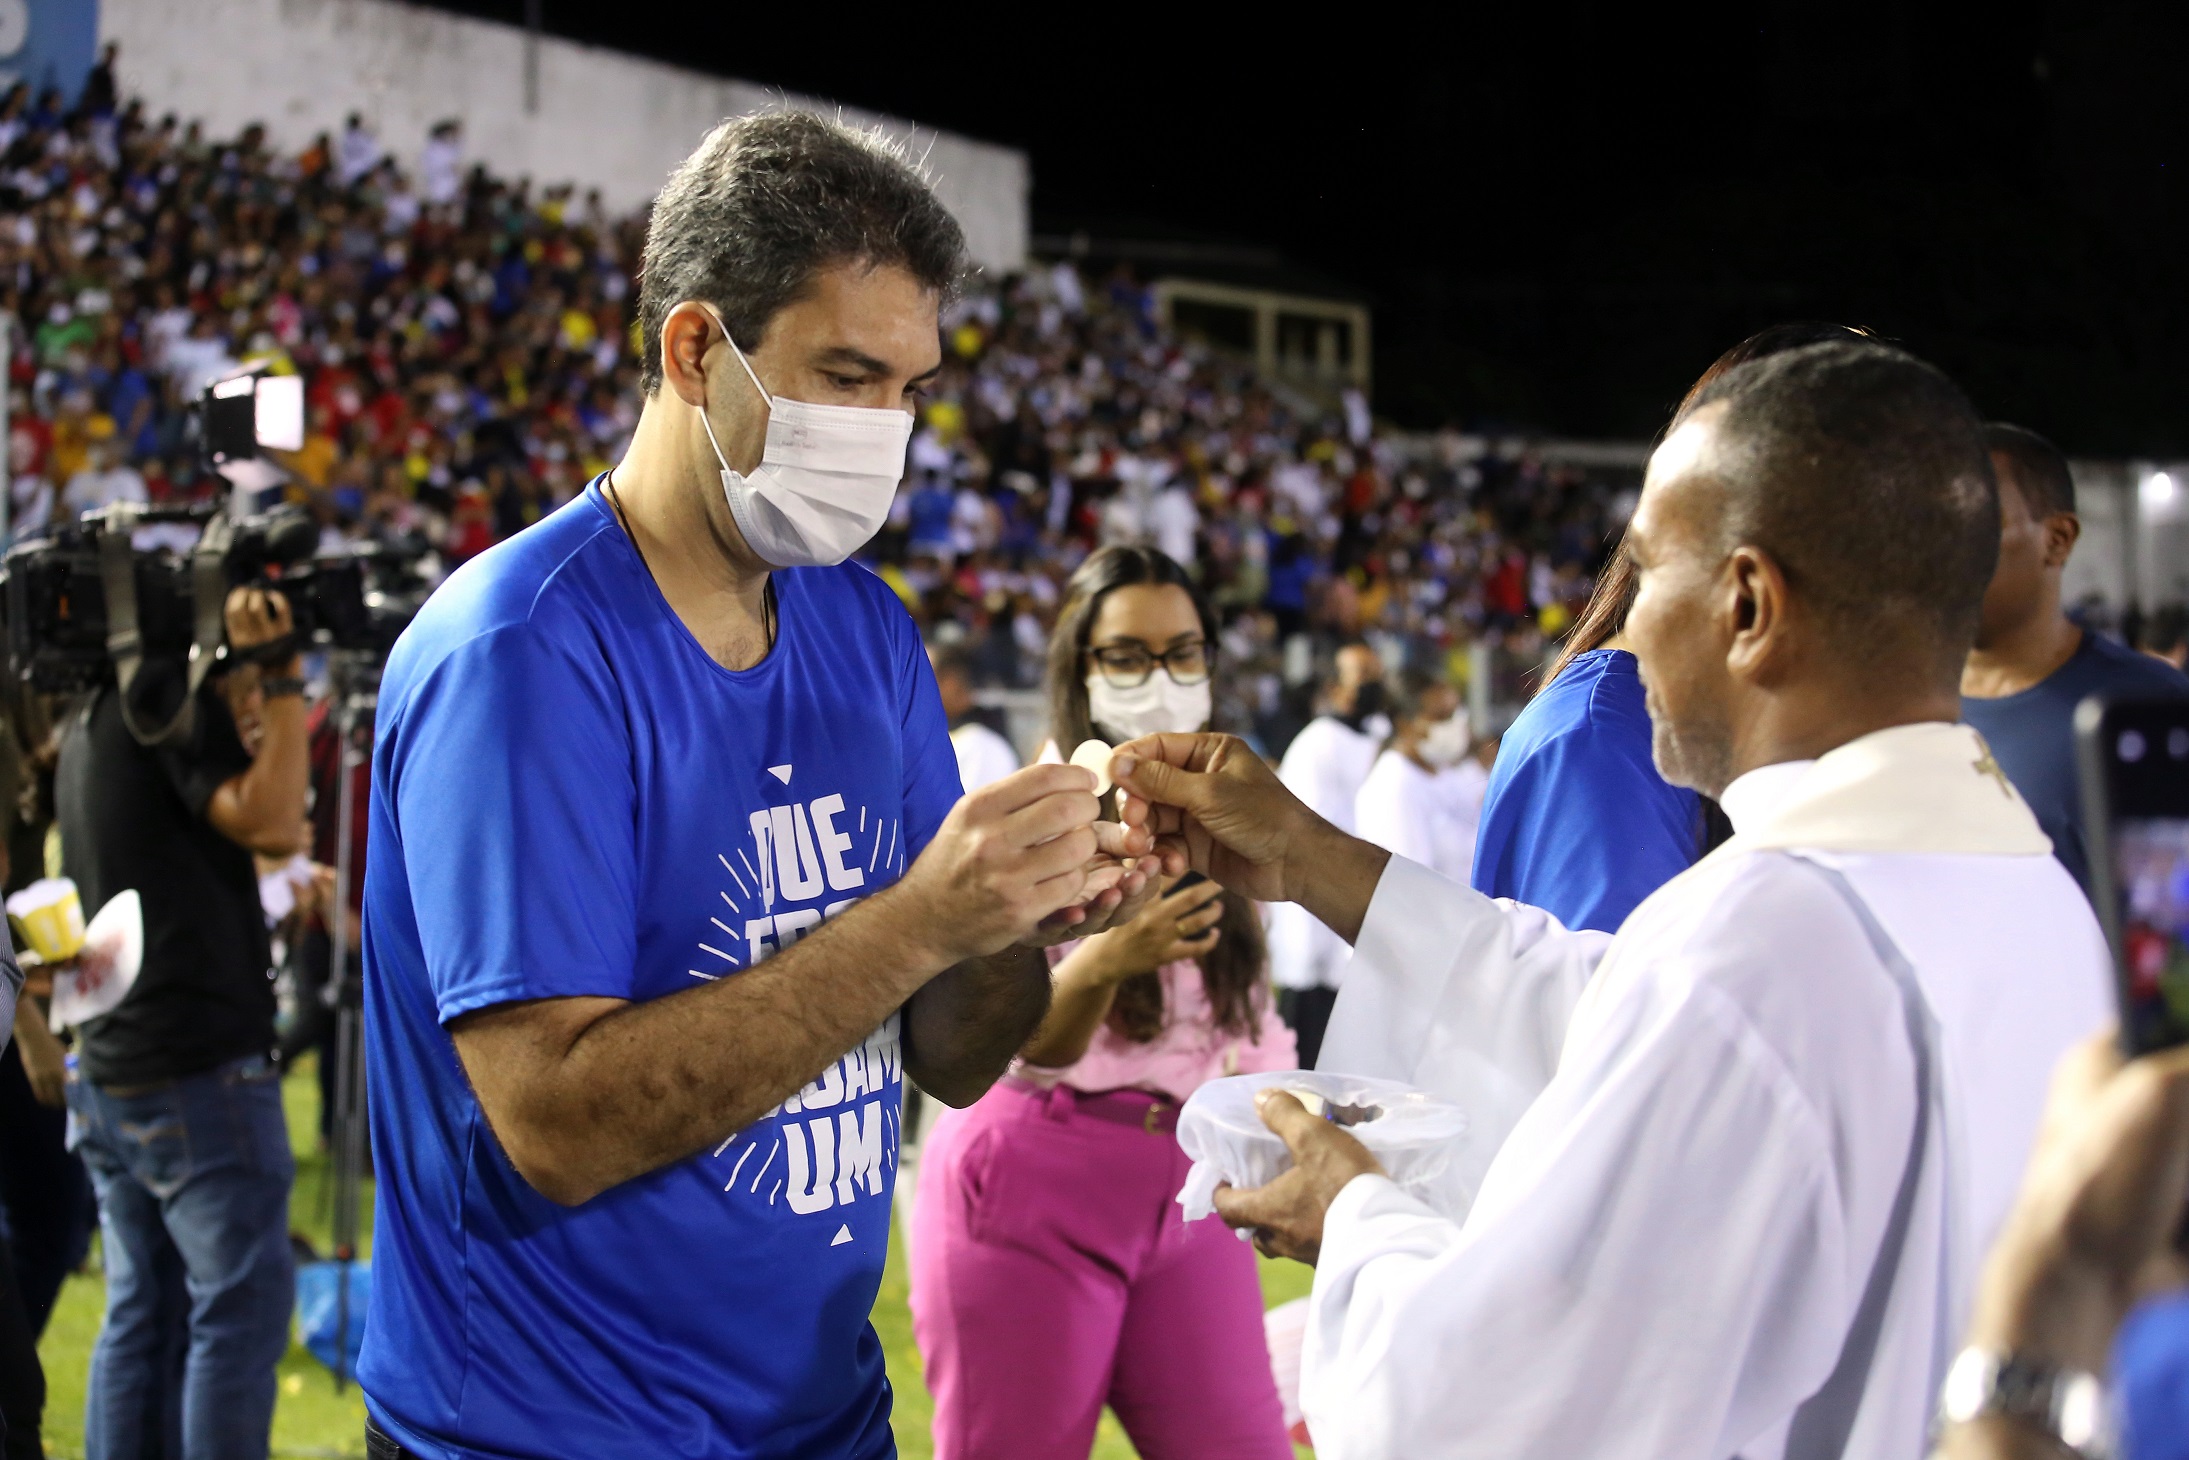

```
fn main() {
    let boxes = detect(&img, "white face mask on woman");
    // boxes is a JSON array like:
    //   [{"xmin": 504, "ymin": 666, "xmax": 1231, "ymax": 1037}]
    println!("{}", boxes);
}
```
[
  {"xmin": 1086, "ymin": 669, "xmax": 1214, "ymax": 743},
  {"xmin": 691, "ymin": 305, "xmax": 915, "ymax": 569}
]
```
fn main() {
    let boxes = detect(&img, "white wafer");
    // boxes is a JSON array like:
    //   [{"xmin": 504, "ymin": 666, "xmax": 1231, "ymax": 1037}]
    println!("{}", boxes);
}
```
[{"xmin": 1069, "ymin": 738, "xmax": 1116, "ymax": 796}]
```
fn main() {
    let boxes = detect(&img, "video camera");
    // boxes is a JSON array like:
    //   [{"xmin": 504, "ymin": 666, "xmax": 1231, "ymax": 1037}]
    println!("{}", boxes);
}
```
[{"xmin": 0, "ymin": 367, "xmax": 425, "ymax": 742}]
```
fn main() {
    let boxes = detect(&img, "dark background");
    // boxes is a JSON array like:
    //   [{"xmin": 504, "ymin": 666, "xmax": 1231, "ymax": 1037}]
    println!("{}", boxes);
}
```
[{"xmin": 423, "ymin": 2, "xmax": 2188, "ymax": 452}]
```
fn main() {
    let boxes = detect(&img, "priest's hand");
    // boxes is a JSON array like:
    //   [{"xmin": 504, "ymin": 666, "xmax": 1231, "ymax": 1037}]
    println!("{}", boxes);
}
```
[
  {"xmin": 1112, "ymin": 734, "xmax": 1389, "ymax": 941},
  {"xmin": 1213, "ymin": 1088, "xmax": 1386, "ymax": 1265}
]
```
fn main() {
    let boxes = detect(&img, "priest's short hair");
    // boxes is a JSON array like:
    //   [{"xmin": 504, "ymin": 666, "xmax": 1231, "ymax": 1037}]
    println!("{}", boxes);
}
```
[{"xmin": 1689, "ymin": 342, "xmax": 1999, "ymax": 680}]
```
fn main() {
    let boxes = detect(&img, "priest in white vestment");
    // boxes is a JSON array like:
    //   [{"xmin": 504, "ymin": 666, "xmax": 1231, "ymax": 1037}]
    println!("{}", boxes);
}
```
[{"xmin": 1111, "ymin": 343, "xmax": 2112, "ymax": 1460}]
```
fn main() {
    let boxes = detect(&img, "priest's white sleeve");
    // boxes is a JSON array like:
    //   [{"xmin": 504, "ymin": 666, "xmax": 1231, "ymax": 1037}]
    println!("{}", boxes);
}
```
[
  {"xmin": 1302, "ymin": 1007, "xmax": 1851, "ymax": 1460},
  {"xmin": 1318, "ymin": 855, "xmax": 1612, "ymax": 1167},
  {"xmin": 1300, "ymin": 855, "xmax": 1936, "ymax": 1460}
]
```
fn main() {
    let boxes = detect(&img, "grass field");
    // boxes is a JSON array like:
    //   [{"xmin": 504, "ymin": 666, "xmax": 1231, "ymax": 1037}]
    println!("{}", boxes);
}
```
[{"xmin": 34, "ymin": 1060, "xmax": 1315, "ymax": 1459}]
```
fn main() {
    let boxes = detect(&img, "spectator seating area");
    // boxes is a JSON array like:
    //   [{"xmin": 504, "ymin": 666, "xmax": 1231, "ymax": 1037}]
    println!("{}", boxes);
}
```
[{"xmin": 0, "ymin": 79, "xmax": 1639, "ymax": 748}]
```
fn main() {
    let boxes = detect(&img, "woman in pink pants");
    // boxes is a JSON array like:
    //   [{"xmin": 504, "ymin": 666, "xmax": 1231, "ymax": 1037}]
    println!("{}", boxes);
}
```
[{"xmin": 910, "ymin": 547, "xmax": 1298, "ymax": 1459}]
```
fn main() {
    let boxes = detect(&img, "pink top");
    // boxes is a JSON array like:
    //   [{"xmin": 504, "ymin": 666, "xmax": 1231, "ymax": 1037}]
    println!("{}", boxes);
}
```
[{"xmin": 1013, "ymin": 950, "xmax": 1299, "ymax": 1104}]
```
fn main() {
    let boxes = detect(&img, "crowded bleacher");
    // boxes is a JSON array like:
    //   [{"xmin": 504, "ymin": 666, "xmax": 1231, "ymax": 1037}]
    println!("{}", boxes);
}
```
[{"xmin": 0, "ymin": 69, "xmax": 1634, "ymax": 750}]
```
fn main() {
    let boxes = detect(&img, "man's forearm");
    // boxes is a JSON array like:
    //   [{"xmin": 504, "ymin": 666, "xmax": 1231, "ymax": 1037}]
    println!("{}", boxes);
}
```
[
  {"xmin": 458, "ymin": 879, "xmax": 956, "ymax": 1205},
  {"xmin": 904, "ymin": 946, "xmax": 1051, "ymax": 1105},
  {"xmin": 1289, "ymin": 821, "xmax": 1392, "ymax": 946},
  {"xmin": 210, "ymin": 668, "xmax": 310, "ymax": 853}
]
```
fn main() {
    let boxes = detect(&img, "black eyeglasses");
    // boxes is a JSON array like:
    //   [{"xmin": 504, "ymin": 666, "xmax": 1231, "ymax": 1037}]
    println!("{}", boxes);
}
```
[{"xmin": 1087, "ymin": 640, "xmax": 1212, "ymax": 688}]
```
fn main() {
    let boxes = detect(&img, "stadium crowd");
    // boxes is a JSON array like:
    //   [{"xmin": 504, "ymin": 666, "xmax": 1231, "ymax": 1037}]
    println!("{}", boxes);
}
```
[
  {"xmin": 3, "ymin": 56, "xmax": 2189, "ymax": 1460},
  {"xmin": 0, "ymin": 68, "xmax": 1634, "ymax": 752}
]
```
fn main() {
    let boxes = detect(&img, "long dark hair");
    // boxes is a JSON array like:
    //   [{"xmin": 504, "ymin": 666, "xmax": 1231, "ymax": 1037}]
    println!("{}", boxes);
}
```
[
  {"xmin": 1046, "ymin": 545, "xmax": 1267, "ymax": 1043},
  {"xmin": 1541, "ymin": 321, "xmax": 1880, "ymax": 686}
]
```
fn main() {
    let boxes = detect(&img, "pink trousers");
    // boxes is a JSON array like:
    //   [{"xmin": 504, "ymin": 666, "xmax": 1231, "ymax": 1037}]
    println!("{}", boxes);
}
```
[{"xmin": 909, "ymin": 1081, "xmax": 1294, "ymax": 1460}]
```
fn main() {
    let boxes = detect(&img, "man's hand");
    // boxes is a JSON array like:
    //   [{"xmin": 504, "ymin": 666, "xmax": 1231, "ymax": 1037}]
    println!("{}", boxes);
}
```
[
  {"xmin": 1110, "ymin": 734, "xmax": 1310, "ymax": 903},
  {"xmin": 895, "ymin": 764, "xmax": 1154, "ymax": 965},
  {"xmin": 1112, "ymin": 733, "xmax": 1389, "ymax": 942},
  {"xmin": 1213, "ymin": 1088, "xmax": 1387, "ymax": 1265},
  {"xmin": 1022, "ymin": 818, "xmax": 1164, "ymax": 946},
  {"xmin": 224, "ymin": 585, "xmax": 296, "ymax": 663},
  {"xmin": 1965, "ymin": 1033, "xmax": 2189, "ymax": 1374}
]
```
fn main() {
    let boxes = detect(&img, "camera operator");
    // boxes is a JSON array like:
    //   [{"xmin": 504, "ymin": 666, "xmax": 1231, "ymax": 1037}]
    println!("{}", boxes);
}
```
[{"xmin": 56, "ymin": 584, "xmax": 308, "ymax": 1460}]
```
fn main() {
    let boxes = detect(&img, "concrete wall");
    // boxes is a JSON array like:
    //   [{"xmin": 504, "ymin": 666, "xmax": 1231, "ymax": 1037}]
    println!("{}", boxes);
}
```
[{"xmin": 98, "ymin": 0, "xmax": 1028, "ymax": 270}]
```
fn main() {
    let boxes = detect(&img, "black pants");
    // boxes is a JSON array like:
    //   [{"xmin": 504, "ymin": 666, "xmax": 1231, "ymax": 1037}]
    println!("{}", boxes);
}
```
[
  {"xmin": 0, "ymin": 1233, "xmax": 42, "ymax": 1460},
  {"xmin": 0, "ymin": 1041, "xmax": 96, "ymax": 1336},
  {"xmin": 1276, "ymin": 985, "xmax": 1339, "ymax": 1070}
]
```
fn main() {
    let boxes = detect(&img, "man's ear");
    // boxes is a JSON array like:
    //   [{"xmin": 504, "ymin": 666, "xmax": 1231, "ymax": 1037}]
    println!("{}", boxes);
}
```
[
  {"xmin": 1723, "ymin": 545, "xmax": 1794, "ymax": 686},
  {"xmin": 658, "ymin": 303, "xmax": 715, "ymax": 411},
  {"xmin": 2041, "ymin": 511, "xmax": 2081, "ymax": 570}
]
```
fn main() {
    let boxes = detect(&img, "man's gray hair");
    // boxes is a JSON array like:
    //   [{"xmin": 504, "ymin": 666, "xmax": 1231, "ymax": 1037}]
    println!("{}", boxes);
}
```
[{"xmin": 636, "ymin": 111, "xmax": 967, "ymax": 395}]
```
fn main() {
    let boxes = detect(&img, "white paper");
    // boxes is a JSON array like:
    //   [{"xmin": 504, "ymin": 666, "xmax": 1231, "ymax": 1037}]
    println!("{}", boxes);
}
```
[{"xmin": 48, "ymin": 889, "xmax": 144, "ymax": 1030}]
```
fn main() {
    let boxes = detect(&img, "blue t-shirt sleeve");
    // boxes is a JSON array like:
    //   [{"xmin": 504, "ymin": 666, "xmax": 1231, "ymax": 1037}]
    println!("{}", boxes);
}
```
[
  {"xmin": 1471, "ymin": 726, "xmax": 1698, "ymax": 935},
  {"xmin": 385, "ymin": 623, "xmax": 638, "ymax": 1023},
  {"xmin": 2117, "ymin": 1294, "xmax": 2189, "ymax": 1460},
  {"xmin": 892, "ymin": 609, "xmax": 963, "ymax": 865}
]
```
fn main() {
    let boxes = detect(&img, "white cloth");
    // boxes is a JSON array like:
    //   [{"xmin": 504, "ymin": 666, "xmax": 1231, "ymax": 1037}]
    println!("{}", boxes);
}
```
[
  {"xmin": 1269, "ymin": 716, "xmax": 1382, "ymax": 991},
  {"xmin": 62, "ymin": 465, "xmax": 146, "ymax": 516},
  {"xmin": 948, "ymin": 720, "xmax": 1020, "ymax": 795},
  {"xmin": 420, "ymin": 136, "xmax": 463, "ymax": 205},
  {"xmin": 10, "ymin": 472, "xmax": 52, "ymax": 541},
  {"xmin": 1150, "ymin": 483, "xmax": 1200, "ymax": 567},
  {"xmin": 1354, "ymin": 750, "xmax": 1474, "ymax": 884},
  {"xmin": 337, "ymin": 123, "xmax": 383, "ymax": 186},
  {"xmin": 1439, "ymin": 755, "xmax": 1490, "ymax": 869},
  {"xmin": 1304, "ymin": 722, "xmax": 2108, "ymax": 1460}
]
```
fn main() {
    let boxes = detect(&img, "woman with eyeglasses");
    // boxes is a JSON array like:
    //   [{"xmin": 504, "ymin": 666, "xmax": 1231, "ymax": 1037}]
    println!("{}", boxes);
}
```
[{"xmin": 909, "ymin": 546, "xmax": 1297, "ymax": 1460}]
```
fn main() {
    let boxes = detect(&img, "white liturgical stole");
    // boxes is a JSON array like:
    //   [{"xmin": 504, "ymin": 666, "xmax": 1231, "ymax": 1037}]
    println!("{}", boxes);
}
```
[{"xmin": 1304, "ymin": 722, "xmax": 2109, "ymax": 1460}]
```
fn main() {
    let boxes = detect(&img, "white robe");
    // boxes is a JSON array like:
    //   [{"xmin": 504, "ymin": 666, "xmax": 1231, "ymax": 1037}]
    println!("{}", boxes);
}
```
[
  {"xmin": 1305, "ymin": 723, "xmax": 2110, "ymax": 1460},
  {"xmin": 1355, "ymin": 750, "xmax": 1476, "ymax": 885},
  {"xmin": 1270, "ymin": 716, "xmax": 1384, "ymax": 991},
  {"xmin": 948, "ymin": 720, "xmax": 1020, "ymax": 795}
]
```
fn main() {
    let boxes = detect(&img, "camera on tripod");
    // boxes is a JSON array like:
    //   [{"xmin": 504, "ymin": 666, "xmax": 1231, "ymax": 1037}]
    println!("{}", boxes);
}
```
[{"xmin": 0, "ymin": 366, "xmax": 423, "ymax": 742}]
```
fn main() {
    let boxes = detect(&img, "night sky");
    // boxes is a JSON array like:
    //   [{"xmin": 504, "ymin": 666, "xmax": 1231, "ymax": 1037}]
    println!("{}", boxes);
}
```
[{"xmin": 429, "ymin": 3, "xmax": 2189, "ymax": 453}]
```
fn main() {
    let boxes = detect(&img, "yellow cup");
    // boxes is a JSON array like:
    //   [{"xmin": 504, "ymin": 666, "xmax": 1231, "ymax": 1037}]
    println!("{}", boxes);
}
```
[{"xmin": 6, "ymin": 877, "xmax": 85, "ymax": 963}]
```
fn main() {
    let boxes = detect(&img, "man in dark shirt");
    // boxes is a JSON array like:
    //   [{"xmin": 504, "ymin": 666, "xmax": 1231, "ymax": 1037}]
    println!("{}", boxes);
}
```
[
  {"xmin": 1960, "ymin": 423, "xmax": 2189, "ymax": 894},
  {"xmin": 57, "ymin": 586, "xmax": 309, "ymax": 1460}
]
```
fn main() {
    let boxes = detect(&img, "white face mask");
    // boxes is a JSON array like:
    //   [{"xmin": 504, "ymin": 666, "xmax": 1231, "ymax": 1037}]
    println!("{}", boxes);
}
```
[
  {"xmin": 1086, "ymin": 669, "xmax": 1213, "ymax": 744},
  {"xmin": 1418, "ymin": 711, "xmax": 1472, "ymax": 769},
  {"xmin": 692, "ymin": 306, "xmax": 915, "ymax": 569}
]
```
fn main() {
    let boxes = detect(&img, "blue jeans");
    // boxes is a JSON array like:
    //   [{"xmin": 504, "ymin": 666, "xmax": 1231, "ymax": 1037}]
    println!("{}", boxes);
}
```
[{"xmin": 67, "ymin": 1054, "xmax": 295, "ymax": 1460}]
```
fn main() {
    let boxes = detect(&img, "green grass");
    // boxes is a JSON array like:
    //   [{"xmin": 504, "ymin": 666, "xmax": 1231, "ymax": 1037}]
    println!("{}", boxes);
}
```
[{"xmin": 35, "ymin": 1062, "xmax": 1315, "ymax": 1459}]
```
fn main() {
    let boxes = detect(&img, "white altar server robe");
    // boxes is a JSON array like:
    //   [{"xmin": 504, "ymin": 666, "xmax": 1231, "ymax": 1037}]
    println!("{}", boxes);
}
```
[
  {"xmin": 1270, "ymin": 715, "xmax": 1383, "ymax": 991},
  {"xmin": 1306, "ymin": 723, "xmax": 2109, "ymax": 1460},
  {"xmin": 1355, "ymin": 749, "xmax": 1475, "ymax": 885}
]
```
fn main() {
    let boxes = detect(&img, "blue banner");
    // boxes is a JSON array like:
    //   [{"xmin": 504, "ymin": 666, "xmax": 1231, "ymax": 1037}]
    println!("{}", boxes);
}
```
[{"xmin": 0, "ymin": 0, "xmax": 97, "ymax": 103}]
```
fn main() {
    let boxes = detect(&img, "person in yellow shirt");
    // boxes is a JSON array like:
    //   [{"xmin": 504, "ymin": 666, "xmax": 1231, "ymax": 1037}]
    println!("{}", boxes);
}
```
[
  {"xmin": 277, "ymin": 405, "xmax": 340, "ymax": 492},
  {"xmin": 48, "ymin": 396, "xmax": 115, "ymax": 486}
]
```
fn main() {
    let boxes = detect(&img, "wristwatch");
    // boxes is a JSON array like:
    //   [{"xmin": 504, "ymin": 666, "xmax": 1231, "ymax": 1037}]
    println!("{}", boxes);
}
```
[
  {"xmin": 1936, "ymin": 1346, "xmax": 2113, "ymax": 1459},
  {"xmin": 261, "ymin": 675, "xmax": 307, "ymax": 700}
]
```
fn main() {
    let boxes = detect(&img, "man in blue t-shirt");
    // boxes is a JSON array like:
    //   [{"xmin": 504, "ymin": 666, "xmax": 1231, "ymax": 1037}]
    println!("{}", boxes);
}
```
[
  {"xmin": 1960, "ymin": 427, "xmax": 2189, "ymax": 1459},
  {"xmin": 358, "ymin": 115, "xmax": 1156, "ymax": 1460},
  {"xmin": 1960, "ymin": 423, "xmax": 2189, "ymax": 895}
]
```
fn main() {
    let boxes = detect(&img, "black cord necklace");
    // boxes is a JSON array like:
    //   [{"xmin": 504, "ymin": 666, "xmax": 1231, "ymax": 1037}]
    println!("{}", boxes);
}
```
[{"xmin": 605, "ymin": 471, "xmax": 775, "ymax": 649}]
